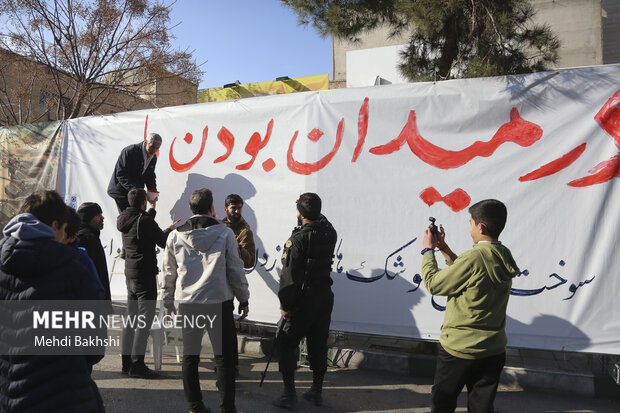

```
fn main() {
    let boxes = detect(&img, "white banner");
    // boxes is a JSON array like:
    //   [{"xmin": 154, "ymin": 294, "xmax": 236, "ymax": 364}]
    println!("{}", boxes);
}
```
[{"xmin": 58, "ymin": 65, "xmax": 620, "ymax": 354}]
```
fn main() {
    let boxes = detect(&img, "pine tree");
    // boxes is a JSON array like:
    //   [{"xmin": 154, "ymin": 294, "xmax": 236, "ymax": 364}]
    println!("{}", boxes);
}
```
[{"xmin": 282, "ymin": 0, "xmax": 560, "ymax": 81}]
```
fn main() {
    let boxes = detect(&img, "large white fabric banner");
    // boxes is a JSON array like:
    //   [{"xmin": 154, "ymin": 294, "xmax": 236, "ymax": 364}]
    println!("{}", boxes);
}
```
[{"xmin": 58, "ymin": 65, "xmax": 620, "ymax": 354}]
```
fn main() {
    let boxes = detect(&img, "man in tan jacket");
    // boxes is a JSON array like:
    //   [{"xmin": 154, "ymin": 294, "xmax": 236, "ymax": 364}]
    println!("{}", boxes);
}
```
[{"xmin": 222, "ymin": 194, "xmax": 256, "ymax": 269}]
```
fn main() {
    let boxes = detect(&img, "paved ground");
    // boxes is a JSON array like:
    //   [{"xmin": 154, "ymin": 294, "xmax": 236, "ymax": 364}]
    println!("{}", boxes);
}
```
[{"xmin": 93, "ymin": 351, "xmax": 619, "ymax": 413}]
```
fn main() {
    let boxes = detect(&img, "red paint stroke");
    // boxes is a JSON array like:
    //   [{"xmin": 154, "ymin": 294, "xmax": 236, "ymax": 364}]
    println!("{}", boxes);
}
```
[
  {"xmin": 287, "ymin": 119, "xmax": 344, "ymax": 175},
  {"xmin": 143, "ymin": 114, "xmax": 148, "ymax": 142},
  {"xmin": 420, "ymin": 187, "xmax": 471, "ymax": 212},
  {"xmin": 568, "ymin": 155, "xmax": 620, "ymax": 187},
  {"xmin": 237, "ymin": 119, "xmax": 274, "ymax": 170},
  {"xmin": 519, "ymin": 143, "xmax": 587, "ymax": 182},
  {"xmin": 169, "ymin": 127, "xmax": 209, "ymax": 172},
  {"xmin": 262, "ymin": 158, "xmax": 276, "ymax": 172},
  {"xmin": 352, "ymin": 97, "xmax": 369, "ymax": 162},
  {"xmin": 214, "ymin": 127, "xmax": 234, "ymax": 163},
  {"xmin": 370, "ymin": 108, "xmax": 543, "ymax": 169},
  {"xmin": 142, "ymin": 115, "xmax": 159, "ymax": 157},
  {"xmin": 594, "ymin": 90, "xmax": 620, "ymax": 149}
]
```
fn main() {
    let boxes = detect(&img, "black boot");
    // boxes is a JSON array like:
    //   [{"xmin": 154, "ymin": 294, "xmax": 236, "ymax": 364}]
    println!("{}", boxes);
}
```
[
  {"xmin": 129, "ymin": 355, "xmax": 159, "ymax": 379},
  {"xmin": 273, "ymin": 371, "xmax": 297, "ymax": 409},
  {"xmin": 121, "ymin": 355, "xmax": 132, "ymax": 375},
  {"xmin": 302, "ymin": 370, "xmax": 324, "ymax": 406}
]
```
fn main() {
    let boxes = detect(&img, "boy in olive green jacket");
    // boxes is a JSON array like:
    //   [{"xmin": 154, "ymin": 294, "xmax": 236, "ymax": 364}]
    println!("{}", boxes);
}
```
[{"xmin": 421, "ymin": 199, "xmax": 519, "ymax": 413}]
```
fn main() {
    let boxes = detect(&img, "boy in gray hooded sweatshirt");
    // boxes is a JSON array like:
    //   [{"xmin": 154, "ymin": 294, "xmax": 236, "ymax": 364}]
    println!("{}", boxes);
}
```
[{"xmin": 163, "ymin": 188, "xmax": 249, "ymax": 413}]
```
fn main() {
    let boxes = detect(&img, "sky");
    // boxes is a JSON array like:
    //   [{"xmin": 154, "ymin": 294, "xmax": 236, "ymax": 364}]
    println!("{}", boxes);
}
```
[{"xmin": 167, "ymin": 0, "xmax": 332, "ymax": 90}]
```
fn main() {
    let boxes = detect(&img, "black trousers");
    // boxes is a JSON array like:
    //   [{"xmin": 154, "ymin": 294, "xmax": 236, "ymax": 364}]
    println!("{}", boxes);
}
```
[
  {"xmin": 278, "ymin": 289, "xmax": 334, "ymax": 374},
  {"xmin": 180, "ymin": 300, "xmax": 237, "ymax": 413},
  {"xmin": 114, "ymin": 196, "xmax": 129, "ymax": 214},
  {"xmin": 431, "ymin": 344, "xmax": 505, "ymax": 413},
  {"xmin": 121, "ymin": 276, "xmax": 157, "ymax": 364}
]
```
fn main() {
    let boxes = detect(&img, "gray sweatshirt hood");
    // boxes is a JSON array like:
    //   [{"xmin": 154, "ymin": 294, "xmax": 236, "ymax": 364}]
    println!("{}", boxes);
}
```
[{"xmin": 178, "ymin": 223, "xmax": 230, "ymax": 253}]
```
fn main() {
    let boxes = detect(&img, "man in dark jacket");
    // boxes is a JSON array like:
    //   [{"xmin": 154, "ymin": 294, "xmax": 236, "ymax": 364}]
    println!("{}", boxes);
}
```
[
  {"xmin": 77, "ymin": 202, "xmax": 111, "ymax": 301},
  {"xmin": 117, "ymin": 188, "xmax": 175, "ymax": 378},
  {"xmin": 107, "ymin": 132, "xmax": 162, "ymax": 213},
  {"xmin": 274, "ymin": 193, "xmax": 337, "ymax": 409},
  {"xmin": 0, "ymin": 190, "xmax": 105, "ymax": 413}
]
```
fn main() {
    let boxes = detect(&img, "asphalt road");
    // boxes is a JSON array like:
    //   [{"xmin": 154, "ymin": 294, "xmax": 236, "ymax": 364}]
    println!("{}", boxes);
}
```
[{"xmin": 92, "ymin": 350, "xmax": 619, "ymax": 413}]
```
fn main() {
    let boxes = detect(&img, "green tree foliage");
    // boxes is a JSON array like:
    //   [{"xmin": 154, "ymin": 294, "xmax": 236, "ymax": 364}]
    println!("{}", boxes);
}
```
[
  {"xmin": 0, "ymin": 0, "xmax": 202, "ymax": 125},
  {"xmin": 282, "ymin": 0, "xmax": 560, "ymax": 81}
]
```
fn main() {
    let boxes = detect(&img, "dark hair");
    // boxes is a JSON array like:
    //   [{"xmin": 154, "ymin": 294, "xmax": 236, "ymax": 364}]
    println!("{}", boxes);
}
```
[
  {"xmin": 468, "ymin": 199, "xmax": 507, "ymax": 239},
  {"xmin": 65, "ymin": 206, "xmax": 80, "ymax": 238},
  {"xmin": 190, "ymin": 188, "xmax": 213, "ymax": 214},
  {"xmin": 128, "ymin": 188, "xmax": 146, "ymax": 208},
  {"xmin": 77, "ymin": 202, "xmax": 102, "ymax": 224},
  {"xmin": 225, "ymin": 194, "xmax": 243, "ymax": 207},
  {"xmin": 19, "ymin": 190, "xmax": 68, "ymax": 226},
  {"xmin": 296, "ymin": 192, "xmax": 321, "ymax": 221}
]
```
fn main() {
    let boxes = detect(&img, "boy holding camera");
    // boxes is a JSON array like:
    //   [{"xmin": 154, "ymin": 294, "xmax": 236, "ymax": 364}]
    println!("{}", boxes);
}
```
[{"xmin": 421, "ymin": 199, "xmax": 520, "ymax": 413}]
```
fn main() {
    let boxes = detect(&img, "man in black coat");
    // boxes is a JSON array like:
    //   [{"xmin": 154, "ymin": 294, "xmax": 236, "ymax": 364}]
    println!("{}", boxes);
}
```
[
  {"xmin": 107, "ymin": 132, "xmax": 162, "ymax": 213},
  {"xmin": 274, "ymin": 193, "xmax": 337, "ymax": 409},
  {"xmin": 117, "ymin": 188, "xmax": 175, "ymax": 379},
  {"xmin": 77, "ymin": 202, "xmax": 111, "ymax": 301},
  {"xmin": 0, "ymin": 190, "xmax": 105, "ymax": 413}
]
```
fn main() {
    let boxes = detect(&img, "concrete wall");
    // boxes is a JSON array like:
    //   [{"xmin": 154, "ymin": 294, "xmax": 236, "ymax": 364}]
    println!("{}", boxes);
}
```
[
  {"xmin": 332, "ymin": 24, "xmax": 411, "ymax": 82},
  {"xmin": 333, "ymin": 0, "xmax": 617, "ymax": 83},
  {"xmin": 602, "ymin": 0, "xmax": 620, "ymax": 63},
  {"xmin": 533, "ymin": 0, "xmax": 603, "ymax": 68}
]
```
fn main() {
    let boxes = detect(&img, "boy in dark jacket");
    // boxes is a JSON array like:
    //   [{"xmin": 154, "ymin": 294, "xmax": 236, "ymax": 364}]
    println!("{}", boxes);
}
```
[
  {"xmin": 0, "ymin": 190, "xmax": 105, "ymax": 413},
  {"xmin": 117, "ymin": 188, "xmax": 175, "ymax": 378}
]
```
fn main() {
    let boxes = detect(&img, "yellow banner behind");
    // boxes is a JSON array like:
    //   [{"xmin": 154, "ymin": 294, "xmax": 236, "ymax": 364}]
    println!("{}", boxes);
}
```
[{"xmin": 198, "ymin": 74, "xmax": 329, "ymax": 103}]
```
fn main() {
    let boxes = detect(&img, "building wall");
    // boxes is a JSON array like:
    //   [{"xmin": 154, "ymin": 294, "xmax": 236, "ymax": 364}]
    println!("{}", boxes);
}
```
[
  {"xmin": 602, "ymin": 0, "xmax": 620, "ymax": 63},
  {"xmin": 0, "ymin": 49, "xmax": 197, "ymax": 126},
  {"xmin": 533, "ymin": 0, "xmax": 603, "ymax": 68},
  {"xmin": 154, "ymin": 75, "xmax": 198, "ymax": 108},
  {"xmin": 333, "ymin": 1, "xmax": 617, "ymax": 83},
  {"xmin": 333, "ymin": 25, "xmax": 411, "ymax": 82}
]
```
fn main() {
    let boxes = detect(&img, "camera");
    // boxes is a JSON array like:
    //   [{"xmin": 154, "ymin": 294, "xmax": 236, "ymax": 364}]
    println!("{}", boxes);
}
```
[{"xmin": 429, "ymin": 217, "xmax": 438, "ymax": 235}]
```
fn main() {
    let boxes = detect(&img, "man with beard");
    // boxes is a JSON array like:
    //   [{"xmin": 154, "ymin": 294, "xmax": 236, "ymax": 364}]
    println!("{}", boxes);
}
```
[
  {"xmin": 222, "ymin": 194, "xmax": 256, "ymax": 269},
  {"xmin": 107, "ymin": 133, "xmax": 162, "ymax": 213},
  {"xmin": 77, "ymin": 202, "xmax": 111, "ymax": 302},
  {"xmin": 273, "ymin": 192, "xmax": 337, "ymax": 409}
]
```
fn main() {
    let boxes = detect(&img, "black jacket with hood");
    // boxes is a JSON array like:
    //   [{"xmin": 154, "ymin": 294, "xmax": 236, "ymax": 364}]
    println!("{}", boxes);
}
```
[
  {"xmin": 78, "ymin": 224, "xmax": 111, "ymax": 301},
  {"xmin": 117, "ymin": 207, "xmax": 171, "ymax": 279},
  {"xmin": 0, "ymin": 213, "xmax": 105, "ymax": 413}
]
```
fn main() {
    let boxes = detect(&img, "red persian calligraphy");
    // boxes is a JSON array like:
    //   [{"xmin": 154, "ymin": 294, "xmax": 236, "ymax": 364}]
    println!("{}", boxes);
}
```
[
  {"xmin": 568, "ymin": 90, "xmax": 620, "ymax": 187},
  {"xmin": 568, "ymin": 156, "xmax": 620, "ymax": 187},
  {"xmin": 595, "ymin": 90, "xmax": 620, "ymax": 149},
  {"xmin": 519, "ymin": 143, "xmax": 587, "ymax": 182},
  {"xmin": 236, "ymin": 119, "xmax": 274, "ymax": 170},
  {"xmin": 370, "ymin": 108, "xmax": 543, "ymax": 169},
  {"xmin": 419, "ymin": 187, "xmax": 471, "ymax": 212},
  {"xmin": 169, "ymin": 127, "xmax": 209, "ymax": 173},
  {"xmin": 352, "ymin": 97, "xmax": 369, "ymax": 162},
  {"xmin": 214, "ymin": 127, "xmax": 234, "ymax": 163},
  {"xmin": 287, "ymin": 119, "xmax": 344, "ymax": 175}
]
